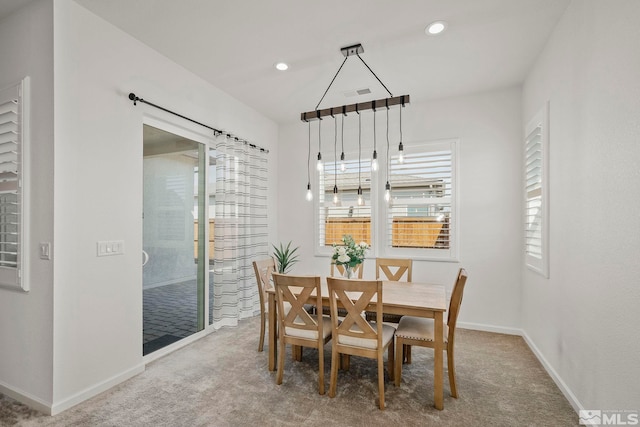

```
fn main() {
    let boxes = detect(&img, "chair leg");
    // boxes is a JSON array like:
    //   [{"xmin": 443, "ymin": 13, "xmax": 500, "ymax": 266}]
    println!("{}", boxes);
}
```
[
  {"xmin": 318, "ymin": 344, "xmax": 325, "ymax": 395},
  {"xmin": 258, "ymin": 311, "xmax": 265, "ymax": 352},
  {"xmin": 447, "ymin": 345, "xmax": 457, "ymax": 398},
  {"xmin": 403, "ymin": 344, "xmax": 412, "ymax": 364},
  {"xmin": 387, "ymin": 338, "xmax": 395, "ymax": 382},
  {"xmin": 329, "ymin": 348, "xmax": 339, "ymax": 398},
  {"xmin": 341, "ymin": 354, "xmax": 351, "ymax": 370},
  {"xmin": 395, "ymin": 337, "xmax": 403, "ymax": 387},
  {"xmin": 378, "ymin": 355, "xmax": 385, "ymax": 410},
  {"xmin": 292, "ymin": 345, "xmax": 303, "ymax": 361},
  {"xmin": 276, "ymin": 339, "xmax": 285, "ymax": 385}
]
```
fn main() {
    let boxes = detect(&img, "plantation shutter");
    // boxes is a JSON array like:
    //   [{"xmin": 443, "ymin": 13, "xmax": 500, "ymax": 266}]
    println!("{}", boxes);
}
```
[
  {"xmin": 524, "ymin": 125, "xmax": 543, "ymax": 258},
  {"xmin": 524, "ymin": 103, "xmax": 549, "ymax": 277},
  {"xmin": 319, "ymin": 157, "xmax": 372, "ymax": 248},
  {"xmin": 386, "ymin": 140, "xmax": 455, "ymax": 258},
  {"xmin": 0, "ymin": 77, "xmax": 29, "ymax": 291}
]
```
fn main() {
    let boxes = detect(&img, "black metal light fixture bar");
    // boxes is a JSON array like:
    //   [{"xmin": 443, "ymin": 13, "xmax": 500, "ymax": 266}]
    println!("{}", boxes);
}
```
[
  {"xmin": 128, "ymin": 92, "xmax": 269, "ymax": 153},
  {"xmin": 301, "ymin": 95, "xmax": 410, "ymax": 122}
]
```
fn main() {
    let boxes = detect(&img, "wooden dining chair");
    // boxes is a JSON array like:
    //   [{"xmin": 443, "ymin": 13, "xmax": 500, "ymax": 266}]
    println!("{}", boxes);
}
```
[
  {"xmin": 367, "ymin": 258, "xmax": 413, "ymax": 331},
  {"xmin": 272, "ymin": 273, "xmax": 332, "ymax": 395},
  {"xmin": 322, "ymin": 260, "xmax": 365, "ymax": 317},
  {"xmin": 375, "ymin": 257, "xmax": 412, "ymax": 282},
  {"xmin": 394, "ymin": 268, "xmax": 468, "ymax": 399},
  {"xmin": 253, "ymin": 258, "xmax": 276, "ymax": 352},
  {"xmin": 327, "ymin": 277, "xmax": 395, "ymax": 409}
]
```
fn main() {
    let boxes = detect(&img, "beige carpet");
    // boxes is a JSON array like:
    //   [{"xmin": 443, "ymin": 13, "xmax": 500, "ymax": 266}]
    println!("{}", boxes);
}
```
[{"xmin": 1, "ymin": 316, "xmax": 578, "ymax": 426}]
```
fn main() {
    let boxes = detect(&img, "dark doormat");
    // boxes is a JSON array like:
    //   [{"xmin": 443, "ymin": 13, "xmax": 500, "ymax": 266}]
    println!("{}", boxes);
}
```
[{"xmin": 143, "ymin": 334, "xmax": 183, "ymax": 355}]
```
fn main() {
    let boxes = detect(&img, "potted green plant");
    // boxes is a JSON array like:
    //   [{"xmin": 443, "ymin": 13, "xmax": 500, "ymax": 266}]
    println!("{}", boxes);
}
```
[{"xmin": 272, "ymin": 241, "xmax": 300, "ymax": 273}]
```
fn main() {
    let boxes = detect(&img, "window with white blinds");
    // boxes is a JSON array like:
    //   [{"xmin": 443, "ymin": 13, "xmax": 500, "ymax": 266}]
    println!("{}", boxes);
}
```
[
  {"xmin": 0, "ymin": 77, "xmax": 29, "ymax": 291},
  {"xmin": 524, "ymin": 104, "xmax": 549, "ymax": 277},
  {"xmin": 318, "ymin": 157, "xmax": 372, "ymax": 249},
  {"xmin": 385, "ymin": 139, "xmax": 457, "ymax": 260}
]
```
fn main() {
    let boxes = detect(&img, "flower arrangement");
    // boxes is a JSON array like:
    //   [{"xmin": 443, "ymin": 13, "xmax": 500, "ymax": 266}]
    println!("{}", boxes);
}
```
[{"xmin": 332, "ymin": 235, "xmax": 370, "ymax": 268}]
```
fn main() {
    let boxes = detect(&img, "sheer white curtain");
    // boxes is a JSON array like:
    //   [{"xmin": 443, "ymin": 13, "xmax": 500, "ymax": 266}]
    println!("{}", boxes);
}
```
[{"xmin": 212, "ymin": 134, "xmax": 268, "ymax": 329}]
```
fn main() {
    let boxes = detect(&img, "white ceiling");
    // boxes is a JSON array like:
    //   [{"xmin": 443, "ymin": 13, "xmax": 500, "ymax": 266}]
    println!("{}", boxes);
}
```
[{"xmin": 5, "ymin": 0, "xmax": 570, "ymax": 125}]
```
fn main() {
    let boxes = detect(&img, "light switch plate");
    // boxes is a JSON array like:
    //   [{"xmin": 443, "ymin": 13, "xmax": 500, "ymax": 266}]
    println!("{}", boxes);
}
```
[
  {"xmin": 39, "ymin": 242, "xmax": 51, "ymax": 260},
  {"xmin": 97, "ymin": 240, "xmax": 125, "ymax": 257}
]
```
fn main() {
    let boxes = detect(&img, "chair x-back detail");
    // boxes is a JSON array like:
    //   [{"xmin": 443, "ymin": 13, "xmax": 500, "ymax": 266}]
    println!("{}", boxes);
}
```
[
  {"xmin": 272, "ymin": 273, "xmax": 332, "ymax": 395},
  {"xmin": 323, "ymin": 260, "xmax": 364, "ymax": 317},
  {"xmin": 394, "ymin": 268, "xmax": 468, "ymax": 400},
  {"xmin": 327, "ymin": 277, "xmax": 395, "ymax": 409},
  {"xmin": 375, "ymin": 257, "xmax": 412, "ymax": 282},
  {"xmin": 252, "ymin": 258, "xmax": 276, "ymax": 352},
  {"xmin": 368, "ymin": 258, "xmax": 413, "ymax": 333}
]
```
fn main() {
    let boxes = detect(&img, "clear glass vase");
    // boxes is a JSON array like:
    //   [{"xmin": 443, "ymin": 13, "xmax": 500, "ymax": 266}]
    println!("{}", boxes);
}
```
[
  {"xmin": 342, "ymin": 264, "xmax": 353, "ymax": 279},
  {"xmin": 343, "ymin": 265, "xmax": 354, "ymax": 279}
]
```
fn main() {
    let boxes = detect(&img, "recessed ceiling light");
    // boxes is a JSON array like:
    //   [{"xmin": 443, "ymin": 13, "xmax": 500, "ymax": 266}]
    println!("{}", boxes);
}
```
[
  {"xmin": 426, "ymin": 21, "xmax": 447, "ymax": 36},
  {"xmin": 275, "ymin": 62, "xmax": 289, "ymax": 71}
]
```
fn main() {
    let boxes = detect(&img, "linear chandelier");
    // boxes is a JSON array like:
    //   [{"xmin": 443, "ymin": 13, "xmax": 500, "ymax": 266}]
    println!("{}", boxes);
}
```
[{"xmin": 301, "ymin": 43, "xmax": 409, "ymax": 204}]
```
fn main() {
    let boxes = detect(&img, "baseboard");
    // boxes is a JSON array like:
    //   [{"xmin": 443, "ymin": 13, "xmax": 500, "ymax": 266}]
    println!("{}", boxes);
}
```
[
  {"xmin": 456, "ymin": 321, "xmax": 522, "ymax": 336},
  {"xmin": 0, "ymin": 381, "xmax": 52, "ymax": 415},
  {"xmin": 50, "ymin": 363, "xmax": 145, "ymax": 415},
  {"xmin": 458, "ymin": 322, "xmax": 582, "ymax": 415},
  {"xmin": 520, "ymin": 331, "xmax": 583, "ymax": 414}
]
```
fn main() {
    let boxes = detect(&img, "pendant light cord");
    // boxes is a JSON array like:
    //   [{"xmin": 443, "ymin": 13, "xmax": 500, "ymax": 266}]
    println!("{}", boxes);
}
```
[
  {"xmin": 373, "ymin": 108, "xmax": 377, "ymax": 152},
  {"xmin": 386, "ymin": 108, "xmax": 390, "ymax": 183},
  {"xmin": 341, "ymin": 114, "xmax": 345, "ymax": 157},
  {"xmin": 399, "ymin": 104, "xmax": 403, "ymax": 143},
  {"xmin": 307, "ymin": 121, "xmax": 311, "ymax": 184},
  {"xmin": 358, "ymin": 112, "xmax": 362, "ymax": 185},
  {"xmin": 334, "ymin": 116, "xmax": 337, "ymax": 187},
  {"xmin": 318, "ymin": 119, "xmax": 322, "ymax": 154}
]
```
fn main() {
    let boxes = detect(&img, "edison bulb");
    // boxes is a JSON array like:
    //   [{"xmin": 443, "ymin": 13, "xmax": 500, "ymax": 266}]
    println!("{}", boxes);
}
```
[
  {"xmin": 384, "ymin": 189, "xmax": 391, "ymax": 202},
  {"xmin": 372, "ymin": 158, "xmax": 379, "ymax": 171},
  {"xmin": 306, "ymin": 188, "xmax": 313, "ymax": 201}
]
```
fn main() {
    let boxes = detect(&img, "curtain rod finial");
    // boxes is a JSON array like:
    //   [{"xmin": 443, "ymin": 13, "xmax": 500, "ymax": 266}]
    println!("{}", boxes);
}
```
[{"xmin": 128, "ymin": 92, "xmax": 141, "ymax": 106}]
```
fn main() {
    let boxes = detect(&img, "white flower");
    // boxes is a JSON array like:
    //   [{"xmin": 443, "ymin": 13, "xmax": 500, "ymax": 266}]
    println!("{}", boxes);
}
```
[
  {"xmin": 337, "ymin": 247, "xmax": 347, "ymax": 256},
  {"xmin": 359, "ymin": 242, "xmax": 368, "ymax": 248},
  {"xmin": 337, "ymin": 254, "xmax": 350, "ymax": 263}
]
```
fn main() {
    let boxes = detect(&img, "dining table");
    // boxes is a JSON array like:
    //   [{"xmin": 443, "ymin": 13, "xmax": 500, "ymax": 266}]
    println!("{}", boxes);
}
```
[{"xmin": 266, "ymin": 278, "xmax": 448, "ymax": 409}]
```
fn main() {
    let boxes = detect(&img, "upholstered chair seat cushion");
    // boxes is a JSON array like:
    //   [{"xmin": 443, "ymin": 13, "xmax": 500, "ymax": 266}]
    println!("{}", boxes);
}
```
[
  {"xmin": 395, "ymin": 316, "xmax": 449, "ymax": 343},
  {"xmin": 285, "ymin": 315, "xmax": 332, "ymax": 340},
  {"xmin": 338, "ymin": 322, "xmax": 395, "ymax": 349}
]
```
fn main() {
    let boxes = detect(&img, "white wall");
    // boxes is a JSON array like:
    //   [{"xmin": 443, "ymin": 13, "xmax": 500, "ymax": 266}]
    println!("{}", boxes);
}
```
[
  {"xmin": 278, "ymin": 87, "xmax": 523, "ymax": 331},
  {"xmin": 522, "ymin": 0, "xmax": 640, "ymax": 410},
  {"xmin": 47, "ymin": 0, "xmax": 278, "ymax": 413},
  {"xmin": 0, "ymin": 0, "xmax": 55, "ymax": 411}
]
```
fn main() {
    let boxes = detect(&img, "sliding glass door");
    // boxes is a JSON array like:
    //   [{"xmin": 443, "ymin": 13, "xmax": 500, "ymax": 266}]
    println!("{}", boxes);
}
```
[{"xmin": 142, "ymin": 124, "xmax": 207, "ymax": 355}]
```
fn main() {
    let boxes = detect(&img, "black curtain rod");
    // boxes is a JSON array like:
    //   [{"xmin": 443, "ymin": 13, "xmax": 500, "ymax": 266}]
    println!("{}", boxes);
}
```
[{"xmin": 127, "ymin": 93, "xmax": 269, "ymax": 154}]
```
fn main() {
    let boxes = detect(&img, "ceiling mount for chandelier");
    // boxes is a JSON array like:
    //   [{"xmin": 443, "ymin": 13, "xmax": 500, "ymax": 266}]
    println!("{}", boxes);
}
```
[{"xmin": 300, "ymin": 43, "xmax": 410, "ymax": 122}]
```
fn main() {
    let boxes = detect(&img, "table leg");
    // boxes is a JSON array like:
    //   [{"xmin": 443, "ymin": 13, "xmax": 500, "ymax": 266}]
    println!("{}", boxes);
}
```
[
  {"xmin": 268, "ymin": 293, "xmax": 277, "ymax": 371},
  {"xmin": 434, "ymin": 311, "xmax": 444, "ymax": 410}
]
